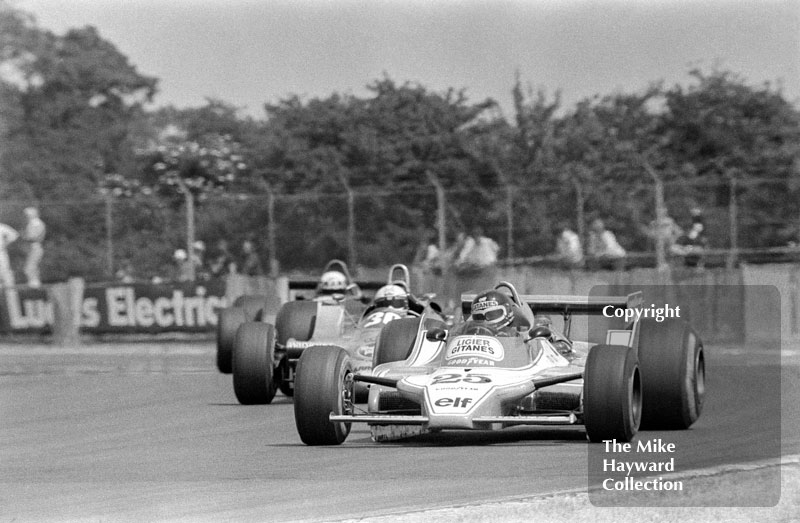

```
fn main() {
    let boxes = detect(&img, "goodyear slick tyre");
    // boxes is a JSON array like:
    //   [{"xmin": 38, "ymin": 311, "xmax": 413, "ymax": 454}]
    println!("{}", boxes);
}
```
[
  {"xmin": 583, "ymin": 344, "xmax": 642, "ymax": 443},
  {"xmin": 234, "ymin": 295, "xmax": 270, "ymax": 322},
  {"xmin": 294, "ymin": 346, "xmax": 352, "ymax": 445},
  {"xmin": 216, "ymin": 306, "xmax": 245, "ymax": 374},
  {"xmin": 638, "ymin": 318, "xmax": 705, "ymax": 429},
  {"xmin": 232, "ymin": 322, "xmax": 277, "ymax": 405},
  {"xmin": 275, "ymin": 300, "xmax": 317, "ymax": 358}
]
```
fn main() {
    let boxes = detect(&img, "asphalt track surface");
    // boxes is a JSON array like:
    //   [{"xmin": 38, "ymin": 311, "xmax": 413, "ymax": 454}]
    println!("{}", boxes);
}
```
[{"xmin": 0, "ymin": 341, "xmax": 797, "ymax": 522}]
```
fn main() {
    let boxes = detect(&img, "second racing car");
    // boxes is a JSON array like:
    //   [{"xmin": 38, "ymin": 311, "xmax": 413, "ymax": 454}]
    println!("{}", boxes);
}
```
[{"xmin": 231, "ymin": 263, "xmax": 445, "ymax": 404}]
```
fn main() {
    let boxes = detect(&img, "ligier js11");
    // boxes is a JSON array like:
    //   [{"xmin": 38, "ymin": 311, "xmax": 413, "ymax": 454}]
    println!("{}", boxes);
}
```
[
  {"xmin": 231, "ymin": 264, "xmax": 445, "ymax": 405},
  {"xmin": 293, "ymin": 282, "xmax": 705, "ymax": 445}
]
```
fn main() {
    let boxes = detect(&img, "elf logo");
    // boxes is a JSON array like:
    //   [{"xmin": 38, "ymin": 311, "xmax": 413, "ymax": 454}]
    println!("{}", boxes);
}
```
[{"xmin": 434, "ymin": 397, "xmax": 473, "ymax": 408}]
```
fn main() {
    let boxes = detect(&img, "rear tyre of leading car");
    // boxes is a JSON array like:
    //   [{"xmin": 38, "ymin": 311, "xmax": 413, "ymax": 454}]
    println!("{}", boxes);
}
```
[
  {"xmin": 275, "ymin": 300, "xmax": 317, "ymax": 347},
  {"xmin": 216, "ymin": 294, "xmax": 269, "ymax": 374},
  {"xmin": 216, "ymin": 306, "xmax": 246, "ymax": 374},
  {"xmin": 638, "ymin": 318, "xmax": 705, "ymax": 430},
  {"xmin": 583, "ymin": 344, "xmax": 641, "ymax": 443},
  {"xmin": 294, "ymin": 346, "xmax": 352, "ymax": 445},
  {"xmin": 232, "ymin": 322, "xmax": 277, "ymax": 405}
]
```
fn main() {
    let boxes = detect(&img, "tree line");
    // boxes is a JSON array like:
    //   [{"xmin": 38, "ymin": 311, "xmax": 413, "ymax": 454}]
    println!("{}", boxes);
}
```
[{"xmin": 1, "ymin": 3, "xmax": 798, "ymax": 282}]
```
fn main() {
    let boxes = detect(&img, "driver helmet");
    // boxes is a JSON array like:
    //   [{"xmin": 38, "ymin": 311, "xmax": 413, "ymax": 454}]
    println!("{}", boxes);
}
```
[
  {"xmin": 470, "ymin": 290, "xmax": 515, "ymax": 330},
  {"xmin": 374, "ymin": 284, "xmax": 408, "ymax": 310},
  {"xmin": 318, "ymin": 271, "xmax": 348, "ymax": 294}
]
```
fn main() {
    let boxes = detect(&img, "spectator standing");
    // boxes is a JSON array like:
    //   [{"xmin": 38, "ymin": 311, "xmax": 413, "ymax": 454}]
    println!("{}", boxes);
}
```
[
  {"xmin": 470, "ymin": 227, "xmax": 499, "ymax": 268},
  {"xmin": 554, "ymin": 223, "xmax": 584, "ymax": 269},
  {"xmin": 645, "ymin": 212, "xmax": 683, "ymax": 269},
  {"xmin": 0, "ymin": 222, "xmax": 19, "ymax": 287},
  {"xmin": 587, "ymin": 218, "xmax": 626, "ymax": 271},
  {"xmin": 115, "ymin": 258, "xmax": 135, "ymax": 283},
  {"xmin": 21, "ymin": 207, "xmax": 45, "ymax": 288},
  {"xmin": 192, "ymin": 240, "xmax": 209, "ymax": 280},
  {"xmin": 209, "ymin": 239, "xmax": 237, "ymax": 278},
  {"xmin": 173, "ymin": 249, "xmax": 194, "ymax": 282},
  {"xmin": 240, "ymin": 240, "xmax": 264, "ymax": 276},
  {"xmin": 453, "ymin": 226, "xmax": 500, "ymax": 304},
  {"xmin": 673, "ymin": 209, "xmax": 709, "ymax": 268},
  {"xmin": 413, "ymin": 229, "xmax": 441, "ymax": 275}
]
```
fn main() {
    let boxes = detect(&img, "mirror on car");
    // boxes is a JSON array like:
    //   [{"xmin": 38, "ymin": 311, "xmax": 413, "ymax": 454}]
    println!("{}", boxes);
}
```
[{"xmin": 426, "ymin": 328, "xmax": 447, "ymax": 342}]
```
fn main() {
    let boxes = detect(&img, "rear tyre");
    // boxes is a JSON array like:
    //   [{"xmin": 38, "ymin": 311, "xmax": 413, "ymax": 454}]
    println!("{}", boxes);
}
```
[
  {"xmin": 232, "ymin": 322, "xmax": 277, "ymax": 405},
  {"xmin": 372, "ymin": 317, "xmax": 421, "ymax": 367},
  {"xmin": 294, "ymin": 346, "xmax": 352, "ymax": 445},
  {"xmin": 234, "ymin": 295, "xmax": 269, "ymax": 321},
  {"xmin": 583, "ymin": 344, "xmax": 641, "ymax": 443},
  {"xmin": 275, "ymin": 300, "xmax": 317, "ymax": 350},
  {"xmin": 638, "ymin": 319, "xmax": 705, "ymax": 429},
  {"xmin": 216, "ymin": 306, "xmax": 246, "ymax": 374}
]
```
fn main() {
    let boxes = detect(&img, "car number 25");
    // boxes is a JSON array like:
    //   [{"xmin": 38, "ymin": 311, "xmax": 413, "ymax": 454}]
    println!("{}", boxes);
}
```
[
  {"xmin": 432, "ymin": 373, "xmax": 492, "ymax": 384},
  {"xmin": 363, "ymin": 311, "xmax": 402, "ymax": 328}
]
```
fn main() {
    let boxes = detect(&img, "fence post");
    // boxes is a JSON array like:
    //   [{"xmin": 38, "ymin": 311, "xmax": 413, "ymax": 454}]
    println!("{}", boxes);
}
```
[
  {"xmin": 572, "ymin": 178, "xmax": 585, "ymax": 246},
  {"xmin": 505, "ymin": 184, "xmax": 514, "ymax": 259},
  {"xmin": 642, "ymin": 158, "xmax": 668, "ymax": 271},
  {"xmin": 183, "ymin": 188, "xmax": 196, "ymax": 281},
  {"xmin": 334, "ymin": 170, "xmax": 356, "ymax": 272},
  {"xmin": 727, "ymin": 174, "xmax": 738, "ymax": 269},
  {"xmin": 48, "ymin": 277, "xmax": 85, "ymax": 347},
  {"xmin": 266, "ymin": 186, "xmax": 279, "ymax": 277},
  {"xmin": 425, "ymin": 171, "xmax": 447, "ymax": 253},
  {"xmin": 104, "ymin": 194, "xmax": 114, "ymax": 278}
]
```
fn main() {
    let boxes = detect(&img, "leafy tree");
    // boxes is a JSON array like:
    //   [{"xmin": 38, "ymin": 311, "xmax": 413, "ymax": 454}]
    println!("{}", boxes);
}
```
[
  {"xmin": 662, "ymin": 69, "xmax": 800, "ymax": 247},
  {"xmin": 0, "ymin": 4, "xmax": 157, "ymax": 280}
]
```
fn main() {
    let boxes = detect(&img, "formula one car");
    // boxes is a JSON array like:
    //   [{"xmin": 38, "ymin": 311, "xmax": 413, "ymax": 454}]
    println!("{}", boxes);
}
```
[
  {"xmin": 293, "ymin": 282, "xmax": 705, "ymax": 445},
  {"xmin": 232, "ymin": 264, "xmax": 445, "ymax": 405},
  {"xmin": 216, "ymin": 259, "xmax": 365, "ymax": 374}
]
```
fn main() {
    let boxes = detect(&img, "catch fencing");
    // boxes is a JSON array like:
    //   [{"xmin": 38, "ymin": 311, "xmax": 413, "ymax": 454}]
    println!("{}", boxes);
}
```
[{"xmin": 0, "ymin": 177, "xmax": 797, "ymax": 285}]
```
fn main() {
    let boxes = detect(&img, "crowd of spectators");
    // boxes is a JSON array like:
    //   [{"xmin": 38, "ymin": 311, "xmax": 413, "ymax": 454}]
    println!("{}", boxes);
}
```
[
  {"xmin": 114, "ymin": 238, "xmax": 269, "ymax": 284},
  {"xmin": 551, "ymin": 208, "xmax": 712, "ymax": 271}
]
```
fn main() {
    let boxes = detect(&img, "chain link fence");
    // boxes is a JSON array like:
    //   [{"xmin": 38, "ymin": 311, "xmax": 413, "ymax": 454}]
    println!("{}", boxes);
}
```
[{"xmin": 1, "ymin": 176, "xmax": 797, "ymax": 284}]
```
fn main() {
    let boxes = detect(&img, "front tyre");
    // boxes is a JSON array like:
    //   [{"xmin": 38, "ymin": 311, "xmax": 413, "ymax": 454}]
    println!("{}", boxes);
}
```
[
  {"xmin": 232, "ymin": 322, "xmax": 277, "ymax": 405},
  {"xmin": 583, "ymin": 344, "xmax": 641, "ymax": 443},
  {"xmin": 638, "ymin": 319, "xmax": 705, "ymax": 429},
  {"xmin": 294, "ymin": 346, "xmax": 353, "ymax": 445}
]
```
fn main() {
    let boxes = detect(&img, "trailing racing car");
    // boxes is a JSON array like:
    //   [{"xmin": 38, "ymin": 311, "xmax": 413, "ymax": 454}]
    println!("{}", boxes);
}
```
[
  {"xmin": 293, "ymin": 281, "xmax": 705, "ymax": 445},
  {"xmin": 216, "ymin": 259, "xmax": 365, "ymax": 374},
  {"xmin": 232, "ymin": 264, "xmax": 445, "ymax": 405}
]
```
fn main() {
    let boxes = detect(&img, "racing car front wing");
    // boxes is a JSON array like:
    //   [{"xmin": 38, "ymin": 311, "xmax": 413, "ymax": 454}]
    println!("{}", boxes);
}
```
[{"xmin": 329, "ymin": 412, "xmax": 578, "ymax": 426}]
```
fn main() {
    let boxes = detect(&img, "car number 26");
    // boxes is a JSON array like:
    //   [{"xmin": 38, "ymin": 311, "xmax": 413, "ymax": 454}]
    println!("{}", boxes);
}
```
[
  {"xmin": 363, "ymin": 311, "xmax": 402, "ymax": 328},
  {"xmin": 432, "ymin": 373, "xmax": 492, "ymax": 384}
]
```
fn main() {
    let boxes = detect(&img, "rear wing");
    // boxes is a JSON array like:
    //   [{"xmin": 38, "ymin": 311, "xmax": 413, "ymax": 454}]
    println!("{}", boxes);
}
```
[
  {"xmin": 461, "ymin": 291, "xmax": 644, "ymax": 318},
  {"xmin": 288, "ymin": 279, "xmax": 386, "ymax": 301},
  {"xmin": 521, "ymin": 292, "xmax": 644, "ymax": 315}
]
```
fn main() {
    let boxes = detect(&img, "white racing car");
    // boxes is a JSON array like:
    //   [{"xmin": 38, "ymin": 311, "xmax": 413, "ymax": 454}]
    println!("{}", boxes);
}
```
[
  {"xmin": 231, "ymin": 263, "xmax": 445, "ymax": 405},
  {"xmin": 293, "ymin": 282, "xmax": 705, "ymax": 445}
]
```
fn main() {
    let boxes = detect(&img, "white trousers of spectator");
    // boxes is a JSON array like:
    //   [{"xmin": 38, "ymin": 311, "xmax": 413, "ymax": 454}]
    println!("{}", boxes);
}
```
[
  {"xmin": 24, "ymin": 242, "xmax": 43, "ymax": 288},
  {"xmin": 0, "ymin": 248, "xmax": 14, "ymax": 287}
]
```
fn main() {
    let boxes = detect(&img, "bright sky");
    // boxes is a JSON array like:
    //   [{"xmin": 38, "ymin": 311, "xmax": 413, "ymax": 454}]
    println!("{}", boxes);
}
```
[{"xmin": 16, "ymin": 0, "xmax": 800, "ymax": 119}]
